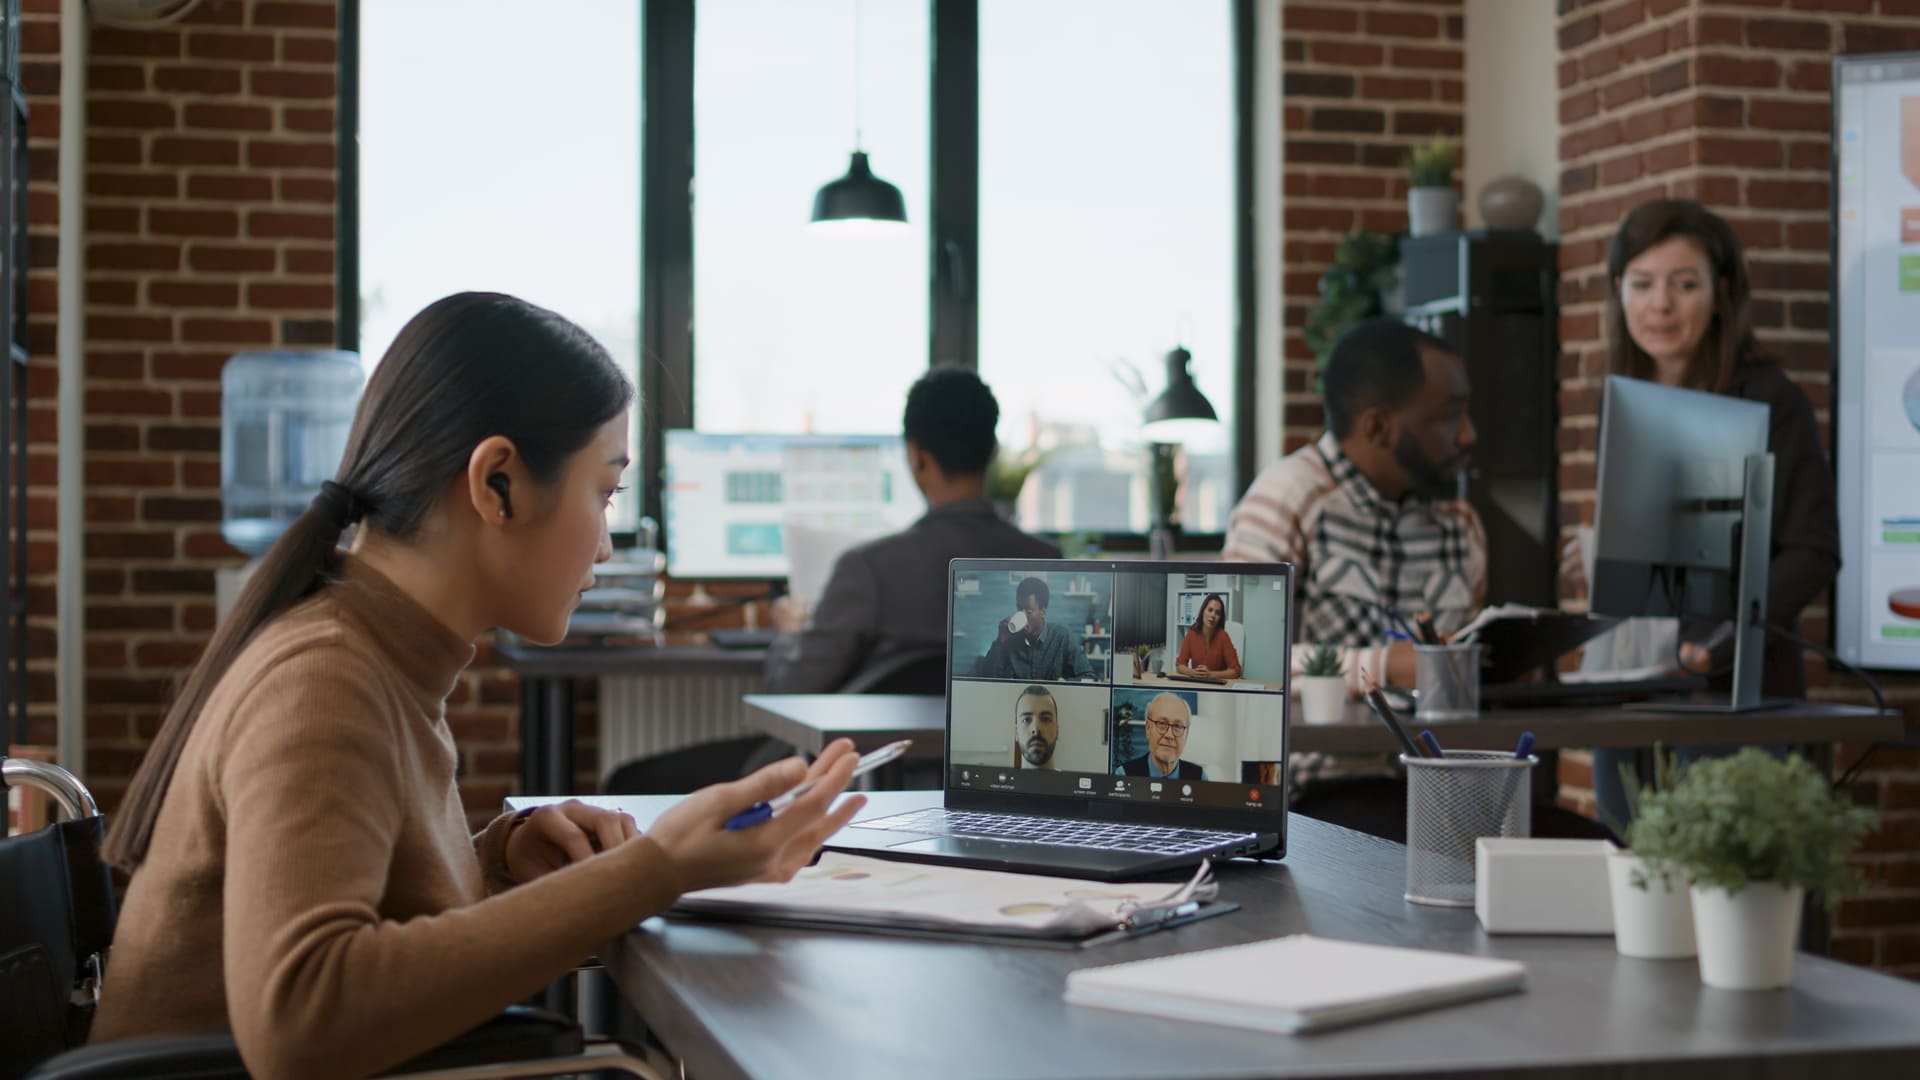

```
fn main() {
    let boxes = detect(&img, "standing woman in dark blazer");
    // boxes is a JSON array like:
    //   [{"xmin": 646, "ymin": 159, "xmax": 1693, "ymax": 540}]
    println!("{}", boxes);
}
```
[{"xmin": 1588, "ymin": 199, "xmax": 1841, "ymax": 825}]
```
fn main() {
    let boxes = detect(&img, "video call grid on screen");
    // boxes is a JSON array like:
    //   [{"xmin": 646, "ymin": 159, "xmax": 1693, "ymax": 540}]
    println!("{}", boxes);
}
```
[{"xmin": 946, "ymin": 562, "xmax": 1293, "ymax": 812}]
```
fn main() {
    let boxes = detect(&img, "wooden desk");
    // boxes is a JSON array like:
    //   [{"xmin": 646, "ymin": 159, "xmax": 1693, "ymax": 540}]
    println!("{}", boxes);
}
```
[
  {"xmin": 509, "ymin": 791, "xmax": 1920, "ymax": 1080},
  {"xmin": 497, "ymin": 640, "xmax": 766, "ymax": 796}
]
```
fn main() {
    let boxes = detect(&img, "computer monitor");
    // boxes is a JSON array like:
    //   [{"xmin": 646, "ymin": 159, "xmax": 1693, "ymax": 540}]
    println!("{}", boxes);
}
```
[
  {"xmin": 662, "ymin": 431, "xmax": 926, "ymax": 579},
  {"xmin": 1590, "ymin": 375, "xmax": 1774, "ymax": 711}
]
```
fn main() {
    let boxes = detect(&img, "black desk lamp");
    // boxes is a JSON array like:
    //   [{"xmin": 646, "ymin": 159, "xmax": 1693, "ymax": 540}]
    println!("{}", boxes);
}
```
[{"xmin": 1140, "ymin": 345, "xmax": 1218, "ymax": 558}]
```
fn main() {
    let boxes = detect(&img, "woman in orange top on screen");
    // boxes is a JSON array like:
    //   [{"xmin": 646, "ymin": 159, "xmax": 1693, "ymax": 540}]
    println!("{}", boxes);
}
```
[{"xmin": 1175, "ymin": 593, "xmax": 1241, "ymax": 679}]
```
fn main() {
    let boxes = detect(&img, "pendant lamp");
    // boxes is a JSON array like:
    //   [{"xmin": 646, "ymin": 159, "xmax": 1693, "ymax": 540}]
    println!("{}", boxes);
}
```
[{"xmin": 810, "ymin": 0, "xmax": 907, "ymax": 233}]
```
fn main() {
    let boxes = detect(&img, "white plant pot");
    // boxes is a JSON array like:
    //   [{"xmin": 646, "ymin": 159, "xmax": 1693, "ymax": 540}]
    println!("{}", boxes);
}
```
[
  {"xmin": 1296, "ymin": 676, "xmax": 1347, "ymax": 727},
  {"xmin": 1691, "ymin": 882, "xmax": 1804, "ymax": 990},
  {"xmin": 1408, "ymin": 186, "xmax": 1458, "ymax": 237},
  {"xmin": 1605, "ymin": 849, "xmax": 1695, "ymax": 959}
]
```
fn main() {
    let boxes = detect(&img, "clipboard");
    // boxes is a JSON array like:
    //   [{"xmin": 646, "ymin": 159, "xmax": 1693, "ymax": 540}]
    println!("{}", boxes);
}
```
[
  {"xmin": 664, "ymin": 854, "xmax": 1238, "ymax": 950},
  {"xmin": 1454, "ymin": 607, "xmax": 1619, "ymax": 685}
]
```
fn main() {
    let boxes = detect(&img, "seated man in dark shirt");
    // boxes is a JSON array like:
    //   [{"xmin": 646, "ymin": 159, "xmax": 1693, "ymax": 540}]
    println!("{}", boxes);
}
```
[
  {"xmin": 972, "ymin": 576, "xmax": 1094, "ymax": 682},
  {"xmin": 763, "ymin": 367, "xmax": 1057, "ymax": 693}
]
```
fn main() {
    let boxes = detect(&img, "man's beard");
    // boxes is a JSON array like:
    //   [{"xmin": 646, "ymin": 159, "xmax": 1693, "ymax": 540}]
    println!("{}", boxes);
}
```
[
  {"xmin": 1394, "ymin": 432, "xmax": 1465, "ymax": 499},
  {"xmin": 1022, "ymin": 738, "xmax": 1055, "ymax": 766}
]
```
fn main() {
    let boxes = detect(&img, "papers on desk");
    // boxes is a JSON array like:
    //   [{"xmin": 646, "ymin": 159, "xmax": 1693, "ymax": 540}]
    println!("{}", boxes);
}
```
[
  {"xmin": 1064, "ymin": 935, "xmax": 1526, "ymax": 1034},
  {"xmin": 670, "ymin": 853, "xmax": 1233, "ymax": 947},
  {"xmin": 782, "ymin": 523, "xmax": 876, "ymax": 610}
]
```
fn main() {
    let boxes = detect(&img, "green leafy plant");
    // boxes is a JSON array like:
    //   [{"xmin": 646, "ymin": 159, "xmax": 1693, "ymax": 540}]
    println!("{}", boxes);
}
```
[
  {"xmin": 1627, "ymin": 748, "xmax": 1879, "ymax": 906},
  {"xmin": 985, "ymin": 445, "xmax": 1050, "ymax": 505},
  {"xmin": 1300, "ymin": 643, "xmax": 1344, "ymax": 678},
  {"xmin": 1301, "ymin": 230, "xmax": 1402, "ymax": 370},
  {"xmin": 1404, "ymin": 134, "xmax": 1458, "ymax": 188}
]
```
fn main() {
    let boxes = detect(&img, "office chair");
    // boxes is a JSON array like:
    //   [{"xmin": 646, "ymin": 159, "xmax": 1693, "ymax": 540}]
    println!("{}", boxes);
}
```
[
  {"xmin": 1, "ymin": 758, "xmax": 668, "ymax": 1080},
  {"xmin": 838, "ymin": 647, "xmax": 946, "ymax": 695}
]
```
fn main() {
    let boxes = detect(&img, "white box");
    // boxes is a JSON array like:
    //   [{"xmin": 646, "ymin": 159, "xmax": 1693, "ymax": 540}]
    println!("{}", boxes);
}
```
[{"xmin": 1474, "ymin": 838, "xmax": 1615, "ymax": 935}]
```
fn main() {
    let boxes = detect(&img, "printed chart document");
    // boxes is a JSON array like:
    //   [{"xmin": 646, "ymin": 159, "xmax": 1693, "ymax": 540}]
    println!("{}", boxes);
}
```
[
  {"xmin": 1064, "ymin": 934, "xmax": 1526, "ymax": 1034},
  {"xmin": 670, "ymin": 852, "xmax": 1229, "ymax": 945}
]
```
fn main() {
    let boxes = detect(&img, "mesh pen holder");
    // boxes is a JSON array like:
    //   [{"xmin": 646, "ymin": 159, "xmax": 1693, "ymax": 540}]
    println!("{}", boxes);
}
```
[{"xmin": 1402, "ymin": 750, "xmax": 1535, "ymax": 907}]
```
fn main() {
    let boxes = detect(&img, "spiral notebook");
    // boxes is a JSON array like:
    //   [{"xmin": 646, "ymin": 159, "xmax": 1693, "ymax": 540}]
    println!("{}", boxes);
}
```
[
  {"xmin": 667, "ymin": 853, "xmax": 1235, "ymax": 949},
  {"xmin": 1065, "ymin": 935, "xmax": 1526, "ymax": 1034}
]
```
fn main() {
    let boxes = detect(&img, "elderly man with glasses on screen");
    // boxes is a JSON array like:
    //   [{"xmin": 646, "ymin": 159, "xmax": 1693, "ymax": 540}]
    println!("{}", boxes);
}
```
[{"xmin": 1113, "ymin": 693, "xmax": 1206, "ymax": 781}]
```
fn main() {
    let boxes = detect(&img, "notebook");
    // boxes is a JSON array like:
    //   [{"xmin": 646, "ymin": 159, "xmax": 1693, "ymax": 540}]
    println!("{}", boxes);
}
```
[
  {"xmin": 1064, "ymin": 935, "xmax": 1526, "ymax": 1034},
  {"xmin": 823, "ymin": 557, "xmax": 1294, "ymax": 880}
]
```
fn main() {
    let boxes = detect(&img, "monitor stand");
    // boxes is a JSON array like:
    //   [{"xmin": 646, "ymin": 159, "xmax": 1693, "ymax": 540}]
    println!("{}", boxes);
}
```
[{"xmin": 1625, "ymin": 451, "xmax": 1776, "ymax": 715}]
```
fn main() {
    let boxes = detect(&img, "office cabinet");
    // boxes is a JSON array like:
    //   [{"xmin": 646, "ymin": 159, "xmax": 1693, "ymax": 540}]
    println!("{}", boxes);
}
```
[{"xmin": 1400, "ymin": 230, "xmax": 1560, "ymax": 608}]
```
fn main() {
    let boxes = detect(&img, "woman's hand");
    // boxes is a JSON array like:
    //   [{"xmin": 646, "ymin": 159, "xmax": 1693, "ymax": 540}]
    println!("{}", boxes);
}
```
[
  {"xmin": 505, "ymin": 800, "xmax": 639, "ymax": 884},
  {"xmin": 646, "ymin": 739, "xmax": 868, "ymax": 893},
  {"xmin": 1678, "ymin": 642, "xmax": 1712, "ymax": 675}
]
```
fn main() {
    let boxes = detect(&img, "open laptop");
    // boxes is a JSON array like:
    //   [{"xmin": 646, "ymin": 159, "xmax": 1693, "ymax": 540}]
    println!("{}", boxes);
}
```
[{"xmin": 825, "ymin": 558, "xmax": 1293, "ymax": 880}]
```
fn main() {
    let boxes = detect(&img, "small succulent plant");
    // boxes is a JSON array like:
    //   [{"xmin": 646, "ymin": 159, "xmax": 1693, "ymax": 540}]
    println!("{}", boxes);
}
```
[{"xmin": 1301, "ymin": 643, "xmax": 1344, "ymax": 678}]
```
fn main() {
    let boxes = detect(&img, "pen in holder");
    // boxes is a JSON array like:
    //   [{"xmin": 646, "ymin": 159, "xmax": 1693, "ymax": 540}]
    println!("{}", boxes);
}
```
[
  {"xmin": 1402, "ymin": 750, "xmax": 1535, "ymax": 907},
  {"xmin": 1414, "ymin": 643, "xmax": 1481, "ymax": 721}
]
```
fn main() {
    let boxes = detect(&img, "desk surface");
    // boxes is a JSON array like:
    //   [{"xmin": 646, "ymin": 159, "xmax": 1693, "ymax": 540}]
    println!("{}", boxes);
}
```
[
  {"xmin": 736, "ymin": 693, "xmax": 1902, "ymax": 757},
  {"xmin": 496, "ymin": 639, "xmax": 766, "ymax": 677},
  {"xmin": 511, "ymin": 791, "xmax": 1920, "ymax": 1080}
]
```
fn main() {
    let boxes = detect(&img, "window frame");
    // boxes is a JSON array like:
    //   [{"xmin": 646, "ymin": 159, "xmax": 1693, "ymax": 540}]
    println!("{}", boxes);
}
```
[{"xmin": 340, "ymin": 0, "xmax": 1258, "ymax": 550}]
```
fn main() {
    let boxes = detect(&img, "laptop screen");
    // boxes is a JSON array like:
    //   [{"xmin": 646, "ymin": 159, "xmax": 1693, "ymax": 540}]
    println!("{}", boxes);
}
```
[{"xmin": 946, "ymin": 559, "xmax": 1291, "ymax": 818}]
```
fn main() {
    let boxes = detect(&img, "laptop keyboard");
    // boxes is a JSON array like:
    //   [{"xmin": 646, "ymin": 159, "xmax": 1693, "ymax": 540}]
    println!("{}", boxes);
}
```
[{"xmin": 856, "ymin": 808, "xmax": 1252, "ymax": 856}]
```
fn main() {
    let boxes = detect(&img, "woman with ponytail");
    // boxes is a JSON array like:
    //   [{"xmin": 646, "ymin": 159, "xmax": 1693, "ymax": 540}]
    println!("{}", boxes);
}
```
[{"xmin": 88, "ymin": 293, "xmax": 866, "ymax": 1079}]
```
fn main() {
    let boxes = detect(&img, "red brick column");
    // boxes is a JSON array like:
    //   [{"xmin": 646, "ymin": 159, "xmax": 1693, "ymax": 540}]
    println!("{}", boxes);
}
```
[
  {"xmin": 17, "ymin": 0, "xmax": 338, "ymax": 808},
  {"xmin": 1555, "ymin": 0, "xmax": 1920, "ymax": 978},
  {"xmin": 1281, "ymin": 1, "xmax": 1465, "ymax": 451}
]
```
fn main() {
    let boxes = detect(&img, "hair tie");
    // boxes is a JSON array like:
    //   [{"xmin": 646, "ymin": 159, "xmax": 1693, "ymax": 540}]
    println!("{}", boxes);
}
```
[{"xmin": 313, "ymin": 480, "xmax": 369, "ymax": 530}]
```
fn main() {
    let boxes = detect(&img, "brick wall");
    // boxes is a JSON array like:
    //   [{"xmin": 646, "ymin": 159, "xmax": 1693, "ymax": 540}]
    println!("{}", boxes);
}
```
[
  {"xmin": 1281, "ymin": 0, "xmax": 1465, "ymax": 452},
  {"xmin": 1553, "ymin": 0, "xmax": 1920, "ymax": 978},
  {"xmin": 16, "ymin": 0, "xmax": 338, "ymax": 809}
]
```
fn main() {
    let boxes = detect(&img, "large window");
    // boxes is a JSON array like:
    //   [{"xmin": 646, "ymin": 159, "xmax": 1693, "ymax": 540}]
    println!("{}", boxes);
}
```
[
  {"xmin": 352, "ymin": 0, "xmax": 1251, "ymax": 543},
  {"xmin": 356, "ymin": 0, "xmax": 641, "ymax": 529},
  {"xmin": 691, "ymin": 0, "xmax": 930, "ymax": 434},
  {"xmin": 978, "ymin": 0, "xmax": 1235, "ymax": 533}
]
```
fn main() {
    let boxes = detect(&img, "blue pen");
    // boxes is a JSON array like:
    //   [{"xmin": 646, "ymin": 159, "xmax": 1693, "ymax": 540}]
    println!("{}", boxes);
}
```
[
  {"xmin": 723, "ymin": 739, "xmax": 911, "ymax": 831},
  {"xmin": 1490, "ymin": 731, "xmax": 1537, "ymax": 834},
  {"xmin": 1511, "ymin": 731, "xmax": 1536, "ymax": 760},
  {"xmin": 1417, "ymin": 729, "xmax": 1446, "ymax": 758}
]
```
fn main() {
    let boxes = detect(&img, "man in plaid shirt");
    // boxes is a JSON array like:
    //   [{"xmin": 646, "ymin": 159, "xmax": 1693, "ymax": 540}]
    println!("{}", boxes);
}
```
[{"xmin": 1222, "ymin": 319, "xmax": 1485, "ymax": 834}]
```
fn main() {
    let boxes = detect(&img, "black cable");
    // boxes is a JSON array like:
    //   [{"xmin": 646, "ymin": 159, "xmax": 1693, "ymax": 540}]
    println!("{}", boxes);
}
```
[{"xmin": 1759, "ymin": 622, "xmax": 1888, "ymax": 790}]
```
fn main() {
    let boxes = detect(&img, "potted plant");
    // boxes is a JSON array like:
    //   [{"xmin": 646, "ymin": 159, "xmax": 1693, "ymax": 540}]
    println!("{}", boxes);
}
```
[
  {"xmin": 1605, "ymin": 748, "xmax": 1696, "ymax": 960},
  {"xmin": 985, "ymin": 445, "xmax": 1049, "ymax": 522},
  {"xmin": 1302, "ymin": 230, "xmax": 1402, "ymax": 372},
  {"xmin": 1295, "ymin": 644, "xmax": 1347, "ymax": 727},
  {"xmin": 1630, "ymin": 748, "xmax": 1878, "ymax": 990},
  {"xmin": 1403, "ymin": 134, "xmax": 1459, "ymax": 237},
  {"xmin": 1128, "ymin": 642, "xmax": 1155, "ymax": 680}
]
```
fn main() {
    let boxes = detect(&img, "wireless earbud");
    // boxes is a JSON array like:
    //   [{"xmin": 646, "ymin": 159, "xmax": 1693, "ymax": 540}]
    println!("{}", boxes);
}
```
[{"xmin": 487, "ymin": 474, "xmax": 514, "ymax": 519}]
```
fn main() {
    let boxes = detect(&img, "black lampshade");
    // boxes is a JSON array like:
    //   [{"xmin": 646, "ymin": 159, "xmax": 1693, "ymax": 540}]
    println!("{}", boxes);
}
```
[
  {"xmin": 1141, "ymin": 346, "xmax": 1218, "ymax": 443},
  {"xmin": 1136, "ymin": 345, "xmax": 1213, "ymax": 443},
  {"xmin": 810, "ymin": 150, "xmax": 908, "ymax": 232}
]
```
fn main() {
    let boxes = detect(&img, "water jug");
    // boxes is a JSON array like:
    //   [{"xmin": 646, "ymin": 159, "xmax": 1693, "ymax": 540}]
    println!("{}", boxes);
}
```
[{"xmin": 220, "ymin": 349, "xmax": 364, "ymax": 556}]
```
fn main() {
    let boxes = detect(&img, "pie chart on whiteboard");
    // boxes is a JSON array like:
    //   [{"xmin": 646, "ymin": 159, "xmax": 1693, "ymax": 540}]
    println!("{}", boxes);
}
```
[
  {"xmin": 1892, "ymin": 588, "xmax": 1920, "ymax": 621},
  {"xmin": 1907, "ymin": 367, "xmax": 1920, "ymax": 432}
]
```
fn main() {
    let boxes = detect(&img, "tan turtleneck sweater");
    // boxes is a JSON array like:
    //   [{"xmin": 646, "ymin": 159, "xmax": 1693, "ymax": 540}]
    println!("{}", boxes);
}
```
[{"xmin": 90, "ymin": 556, "xmax": 684, "ymax": 1080}]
